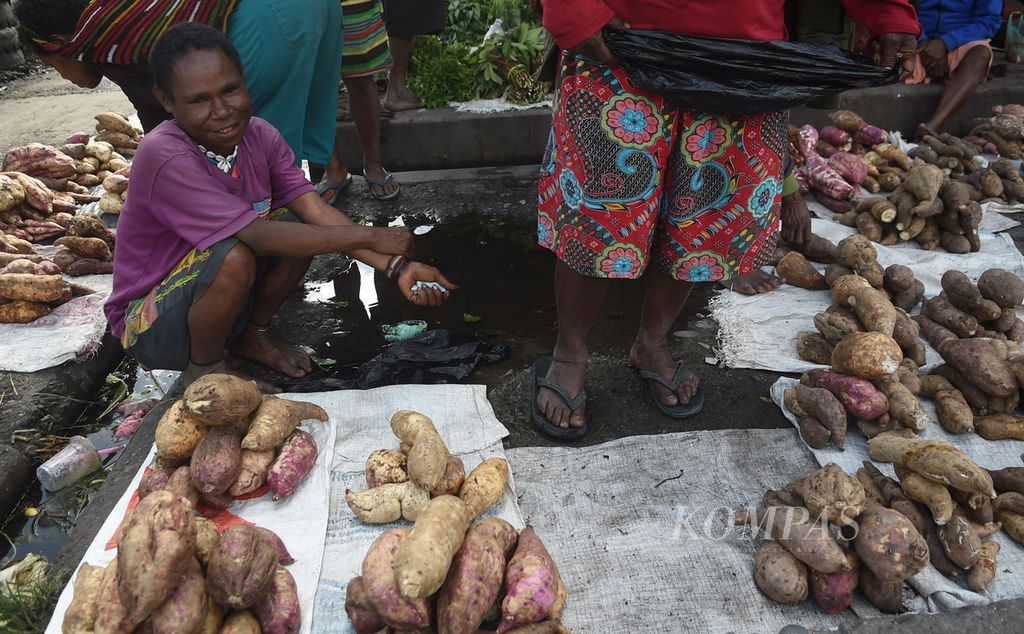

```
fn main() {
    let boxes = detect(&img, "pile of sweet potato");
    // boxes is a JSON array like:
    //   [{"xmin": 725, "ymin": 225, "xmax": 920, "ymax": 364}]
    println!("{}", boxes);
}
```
[
  {"xmin": 967, "ymin": 106, "xmax": 1024, "ymax": 162},
  {"xmin": 152, "ymin": 374, "xmax": 328, "ymax": 509},
  {"xmin": 346, "ymin": 410, "xmax": 509, "ymax": 524},
  {"xmin": 744, "ymin": 457, "xmax": 1003, "ymax": 615},
  {"xmin": 0, "ymin": 256, "xmax": 95, "ymax": 323},
  {"xmin": 347, "ymin": 513, "xmax": 567, "ymax": 634},
  {"xmin": 62, "ymin": 491, "xmax": 301, "ymax": 633}
]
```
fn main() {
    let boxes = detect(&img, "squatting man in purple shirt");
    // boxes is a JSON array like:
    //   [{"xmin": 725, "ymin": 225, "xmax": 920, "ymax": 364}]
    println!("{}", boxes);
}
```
[{"xmin": 103, "ymin": 23, "xmax": 455, "ymax": 389}]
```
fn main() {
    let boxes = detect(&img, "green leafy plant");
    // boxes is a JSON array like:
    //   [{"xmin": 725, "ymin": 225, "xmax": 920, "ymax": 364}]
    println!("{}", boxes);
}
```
[
  {"xmin": 0, "ymin": 569, "xmax": 67, "ymax": 634},
  {"xmin": 408, "ymin": 37, "xmax": 480, "ymax": 108}
]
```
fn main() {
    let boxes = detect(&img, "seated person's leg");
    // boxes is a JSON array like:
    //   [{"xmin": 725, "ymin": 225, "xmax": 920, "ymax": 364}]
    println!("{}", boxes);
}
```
[{"xmin": 923, "ymin": 42, "xmax": 993, "ymax": 134}]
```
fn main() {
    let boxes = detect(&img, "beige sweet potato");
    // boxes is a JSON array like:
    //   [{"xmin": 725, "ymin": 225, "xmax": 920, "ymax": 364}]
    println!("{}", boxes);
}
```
[
  {"xmin": 831, "ymin": 331, "xmax": 903, "ymax": 379},
  {"xmin": 194, "ymin": 517, "xmax": 221, "ymax": 566},
  {"xmin": 96, "ymin": 112, "xmax": 139, "ymax": 137},
  {"xmin": 0, "ymin": 273, "xmax": 68, "ymax": 302},
  {"xmin": 799, "ymin": 415, "xmax": 832, "ymax": 449},
  {"xmin": 93, "ymin": 560, "xmax": 133, "ymax": 634},
  {"xmin": 190, "ymin": 426, "xmax": 243, "ymax": 495},
  {"xmin": 346, "ymin": 480, "xmax": 430, "ymax": 523},
  {"xmin": 345, "ymin": 576, "xmax": 386, "ymax": 634},
  {"xmin": 117, "ymin": 490, "xmax": 197, "ymax": 626},
  {"xmin": 998, "ymin": 510, "xmax": 1024, "ymax": 544},
  {"xmin": 148, "ymin": 557, "xmax": 208, "ymax": 634},
  {"xmin": 903, "ymin": 442, "xmax": 996, "ymax": 499},
  {"xmin": 62, "ymin": 564, "xmax": 104, "ymax": 634},
  {"xmin": 797, "ymin": 331, "xmax": 834, "ymax": 365},
  {"xmin": 207, "ymin": 524, "xmax": 279, "ymax": 609},
  {"xmin": 898, "ymin": 469, "xmax": 954, "ymax": 525},
  {"xmin": 813, "ymin": 306, "xmax": 863, "ymax": 343},
  {"xmin": 55, "ymin": 236, "xmax": 111, "ymax": 260},
  {"xmin": 251, "ymin": 566, "xmax": 300, "ymax": 634},
  {"xmin": 459, "ymin": 458, "xmax": 509, "ymax": 517},
  {"xmin": 875, "ymin": 378, "xmax": 927, "ymax": 432},
  {"xmin": 154, "ymin": 401, "xmax": 207, "ymax": 462},
  {"xmin": 198, "ymin": 599, "xmax": 223, "ymax": 634},
  {"xmin": 743, "ymin": 506, "xmax": 850, "ymax": 573},
  {"xmin": 831, "ymin": 274, "xmax": 873, "ymax": 306},
  {"xmin": 431, "ymin": 455, "xmax": 466, "ymax": 497},
  {"xmin": 228, "ymin": 448, "xmax": 276, "ymax": 496},
  {"xmin": 437, "ymin": 517, "xmax": 519, "ymax": 633},
  {"xmin": 0, "ymin": 299, "xmax": 50, "ymax": 323},
  {"xmin": 934, "ymin": 387, "xmax": 974, "ymax": 435},
  {"xmin": 752, "ymin": 541, "xmax": 808, "ymax": 605},
  {"xmin": 366, "ymin": 449, "xmax": 409, "ymax": 488},
  {"xmin": 394, "ymin": 495, "xmax": 471, "ymax": 600},
  {"xmin": 777, "ymin": 251, "xmax": 827, "ymax": 289},
  {"xmin": 854, "ymin": 504, "xmax": 929, "ymax": 583},
  {"xmin": 361, "ymin": 528, "xmax": 431, "ymax": 629},
  {"xmin": 858, "ymin": 566, "xmax": 904, "ymax": 613},
  {"xmin": 390, "ymin": 410, "xmax": 451, "ymax": 491},
  {"xmin": 242, "ymin": 396, "xmax": 328, "ymax": 451},
  {"xmin": 219, "ymin": 610, "xmax": 261, "ymax": 634},
  {"xmin": 183, "ymin": 374, "xmax": 263, "ymax": 425},
  {"xmin": 931, "ymin": 364, "xmax": 990, "ymax": 413},
  {"xmin": 974, "ymin": 414, "xmax": 1024, "ymax": 441},
  {"xmin": 966, "ymin": 541, "xmax": 999, "ymax": 592},
  {"xmin": 801, "ymin": 464, "xmax": 865, "ymax": 526},
  {"xmin": 993, "ymin": 492, "xmax": 1024, "ymax": 516}
]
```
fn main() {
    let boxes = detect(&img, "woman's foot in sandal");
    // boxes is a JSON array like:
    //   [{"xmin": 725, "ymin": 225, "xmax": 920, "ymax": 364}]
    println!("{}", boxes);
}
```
[
  {"xmin": 628, "ymin": 341, "xmax": 701, "ymax": 408},
  {"xmin": 535, "ymin": 356, "xmax": 588, "ymax": 431},
  {"xmin": 364, "ymin": 162, "xmax": 400, "ymax": 200}
]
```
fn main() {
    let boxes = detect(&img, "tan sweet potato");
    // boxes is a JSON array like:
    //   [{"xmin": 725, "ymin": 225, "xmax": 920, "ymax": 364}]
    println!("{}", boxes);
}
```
[
  {"xmin": 966, "ymin": 541, "xmax": 999, "ymax": 592},
  {"xmin": 831, "ymin": 274, "xmax": 873, "ymax": 306},
  {"xmin": 117, "ymin": 490, "xmax": 197, "ymax": 626},
  {"xmin": 998, "ymin": 510, "xmax": 1024, "ymax": 544},
  {"xmin": 0, "ymin": 273, "xmax": 68, "ymax": 302},
  {"xmin": 777, "ymin": 251, "xmax": 827, "ymax": 289},
  {"xmin": 62, "ymin": 564, "xmax": 104, "ymax": 634},
  {"xmin": 252, "ymin": 566, "xmax": 300, "ymax": 634},
  {"xmin": 825, "ymin": 264, "xmax": 854, "ymax": 287},
  {"xmin": 148, "ymin": 557, "xmax": 208, "ymax": 634},
  {"xmin": 938, "ymin": 514, "xmax": 982, "ymax": 569},
  {"xmin": 437, "ymin": 517, "xmax": 519, "ymax": 633},
  {"xmin": 934, "ymin": 387, "xmax": 974, "ymax": 435},
  {"xmin": 361, "ymin": 528, "xmax": 431, "ymax": 629},
  {"xmin": 394, "ymin": 495, "xmax": 471, "ymax": 600},
  {"xmin": 902, "ymin": 442, "xmax": 996, "ymax": 499},
  {"xmin": 430, "ymin": 454, "xmax": 466, "ymax": 497},
  {"xmin": 801, "ymin": 464, "xmax": 865, "ymax": 526},
  {"xmin": 242, "ymin": 396, "xmax": 328, "ymax": 451},
  {"xmin": 831, "ymin": 331, "xmax": 902, "ymax": 379},
  {"xmin": 96, "ymin": 112, "xmax": 139, "ymax": 138},
  {"xmin": 891, "ymin": 309, "xmax": 926, "ymax": 367},
  {"xmin": 993, "ymin": 492, "xmax": 1024, "ymax": 516},
  {"xmin": 93, "ymin": 560, "xmax": 133, "ymax": 634},
  {"xmin": 347, "ymin": 480, "xmax": 430, "ymax": 523},
  {"xmin": 190, "ymin": 426, "xmax": 243, "ymax": 495},
  {"xmin": 875, "ymin": 378, "xmax": 927, "ymax": 432},
  {"xmin": 743, "ymin": 506, "xmax": 850, "ymax": 573},
  {"xmin": 813, "ymin": 306, "xmax": 863, "ymax": 343},
  {"xmin": 155, "ymin": 400, "xmax": 207, "ymax": 462},
  {"xmin": 366, "ymin": 449, "xmax": 409, "ymax": 488},
  {"xmin": 345, "ymin": 576, "xmax": 386, "ymax": 634},
  {"xmin": 199, "ymin": 599, "xmax": 223, "ymax": 634},
  {"xmin": 854, "ymin": 503, "xmax": 929, "ymax": 583},
  {"xmin": 228, "ymin": 449, "xmax": 276, "ymax": 496},
  {"xmin": 194, "ymin": 517, "xmax": 221, "ymax": 566},
  {"xmin": 898, "ymin": 468, "xmax": 954, "ymax": 525},
  {"xmin": 931, "ymin": 364, "xmax": 990, "ymax": 413},
  {"xmin": 848, "ymin": 286, "xmax": 896, "ymax": 336},
  {"xmin": 797, "ymin": 331, "xmax": 834, "ymax": 365},
  {"xmin": 938, "ymin": 338, "xmax": 1017, "ymax": 397},
  {"xmin": 752, "ymin": 541, "xmax": 809, "ymax": 605},
  {"xmin": 0, "ymin": 299, "xmax": 50, "ymax": 323},
  {"xmin": 183, "ymin": 373, "xmax": 263, "ymax": 425},
  {"xmin": 390, "ymin": 410, "xmax": 450, "ymax": 491},
  {"xmin": 858, "ymin": 566, "xmax": 904, "ymax": 613},
  {"xmin": 207, "ymin": 524, "xmax": 279, "ymax": 609},
  {"xmin": 915, "ymin": 314, "xmax": 958, "ymax": 348},
  {"xmin": 975, "ymin": 414, "xmax": 1024, "ymax": 441},
  {"xmin": 924, "ymin": 295, "xmax": 979, "ymax": 338},
  {"xmin": 459, "ymin": 457, "xmax": 509, "ymax": 517},
  {"xmin": 54, "ymin": 236, "xmax": 111, "ymax": 260},
  {"xmin": 219, "ymin": 610, "xmax": 261, "ymax": 634}
]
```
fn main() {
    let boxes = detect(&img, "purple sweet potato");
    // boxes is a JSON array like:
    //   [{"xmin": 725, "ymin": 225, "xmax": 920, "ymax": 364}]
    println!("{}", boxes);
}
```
[
  {"xmin": 189, "ymin": 425, "xmax": 243, "ymax": 495},
  {"xmin": 361, "ymin": 528, "xmax": 431, "ymax": 630},
  {"xmin": 138, "ymin": 465, "xmax": 173, "ymax": 500},
  {"xmin": 206, "ymin": 524, "xmax": 279, "ymax": 609},
  {"xmin": 810, "ymin": 548, "xmax": 859, "ymax": 613},
  {"xmin": 820, "ymin": 126, "xmax": 852, "ymax": 149},
  {"xmin": 804, "ymin": 369, "xmax": 888, "ymax": 420},
  {"xmin": 148, "ymin": 557, "xmax": 208, "ymax": 634},
  {"xmin": 855, "ymin": 124, "xmax": 888, "ymax": 146},
  {"xmin": 437, "ymin": 517, "xmax": 519, "ymax": 634},
  {"xmin": 854, "ymin": 504, "xmax": 929, "ymax": 583},
  {"xmin": 345, "ymin": 576, "xmax": 386, "ymax": 634},
  {"xmin": 257, "ymin": 527, "xmax": 296, "ymax": 565},
  {"xmin": 829, "ymin": 152, "xmax": 868, "ymax": 185},
  {"xmin": 938, "ymin": 514, "xmax": 982, "ymax": 569},
  {"xmin": 499, "ymin": 527, "xmax": 563, "ymax": 633},
  {"xmin": 268, "ymin": 428, "xmax": 318, "ymax": 501},
  {"xmin": 252, "ymin": 566, "xmax": 301, "ymax": 634}
]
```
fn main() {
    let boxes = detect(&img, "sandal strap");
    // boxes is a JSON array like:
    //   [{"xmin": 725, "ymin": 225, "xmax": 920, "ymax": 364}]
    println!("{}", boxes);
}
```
[
  {"xmin": 536, "ymin": 376, "xmax": 587, "ymax": 411},
  {"xmin": 636, "ymin": 361, "xmax": 689, "ymax": 391}
]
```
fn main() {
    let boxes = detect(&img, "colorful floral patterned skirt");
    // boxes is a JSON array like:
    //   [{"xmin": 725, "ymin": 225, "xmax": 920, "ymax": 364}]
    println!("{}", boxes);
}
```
[{"xmin": 538, "ymin": 53, "xmax": 790, "ymax": 282}]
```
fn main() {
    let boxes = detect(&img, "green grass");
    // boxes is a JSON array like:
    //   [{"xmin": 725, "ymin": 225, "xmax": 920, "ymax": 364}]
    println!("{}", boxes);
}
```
[{"xmin": 0, "ymin": 571, "xmax": 68, "ymax": 634}]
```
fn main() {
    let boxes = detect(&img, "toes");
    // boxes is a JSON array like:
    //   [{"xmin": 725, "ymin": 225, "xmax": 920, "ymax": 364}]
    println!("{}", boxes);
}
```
[{"xmin": 570, "ymin": 411, "xmax": 585, "ymax": 428}]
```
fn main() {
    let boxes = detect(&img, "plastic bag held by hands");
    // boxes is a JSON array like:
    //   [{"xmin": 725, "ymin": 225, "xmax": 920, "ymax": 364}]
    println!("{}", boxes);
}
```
[
  {"xmin": 874, "ymin": 32, "xmax": 918, "ymax": 78},
  {"xmin": 570, "ymin": 16, "xmax": 629, "ymax": 67}
]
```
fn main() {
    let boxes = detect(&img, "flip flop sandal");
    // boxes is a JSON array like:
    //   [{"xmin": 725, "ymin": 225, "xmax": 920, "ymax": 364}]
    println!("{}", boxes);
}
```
[
  {"xmin": 366, "ymin": 171, "xmax": 401, "ymax": 201},
  {"xmin": 315, "ymin": 173, "xmax": 353, "ymax": 206},
  {"xmin": 633, "ymin": 360, "xmax": 705, "ymax": 419},
  {"xmin": 531, "ymin": 356, "xmax": 587, "ymax": 441}
]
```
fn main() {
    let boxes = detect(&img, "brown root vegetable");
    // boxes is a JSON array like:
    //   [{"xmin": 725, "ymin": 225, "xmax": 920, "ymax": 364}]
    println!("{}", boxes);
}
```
[
  {"xmin": 154, "ymin": 400, "xmax": 207, "ymax": 462},
  {"xmin": 988, "ymin": 467, "xmax": 1024, "ymax": 494},
  {"xmin": 858, "ymin": 566, "xmax": 904, "ymax": 613},
  {"xmin": 390, "ymin": 410, "xmax": 451, "ymax": 491},
  {"xmin": 752, "ymin": 541, "xmax": 809, "ymax": 605},
  {"xmin": 942, "ymin": 270, "xmax": 1002, "ymax": 321},
  {"xmin": 940, "ymin": 230, "xmax": 972, "ymax": 254},
  {"xmin": 904, "ymin": 163, "xmax": 944, "ymax": 202},
  {"xmin": 931, "ymin": 364, "xmax": 991, "ymax": 413},
  {"xmin": 228, "ymin": 448, "xmax": 276, "ymax": 496},
  {"xmin": 206, "ymin": 524, "xmax": 279, "ymax": 609},
  {"xmin": 800, "ymin": 233, "xmax": 837, "ymax": 263},
  {"xmin": 889, "ymin": 496, "xmax": 930, "ymax": 536},
  {"xmin": 148, "ymin": 557, "xmax": 208, "ymax": 634},
  {"xmin": 193, "ymin": 517, "xmax": 220, "ymax": 566},
  {"xmin": 867, "ymin": 434, "xmax": 995, "ymax": 498},
  {"xmin": 883, "ymin": 264, "xmax": 916, "ymax": 294},
  {"xmin": 346, "ymin": 480, "xmax": 430, "ymax": 523},
  {"xmin": 220, "ymin": 610, "xmax": 261, "ymax": 634},
  {"xmin": 430, "ymin": 454, "xmax": 466, "ymax": 497},
  {"xmin": 937, "ymin": 338, "xmax": 1017, "ymax": 397},
  {"xmin": 797, "ymin": 331, "xmax": 835, "ymax": 365},
  {"xmin": 854, "ymin": 504, "xmax": 929, "ymax": 583},
  {"xmin": 974, "ymin": 414, "xmax": 1024, "ymax": 441},
  {"xmin": 394, "ymin": 495, "xmax": 471, "ymax": 600},
  {"xmin": 966, "ymin": 541, "xmax": 1000, "ymax": 592},
  {"xmin": 977, "ymin": 268, "xmax": 1024, "ymax": 309},
  {"xmin": 459, "ymin": 457, "xmax": 510, "ymax": 518},
  {"xmin": 836, "ymin": 234, "xmax": 884, "ymax": 288},
  {"xmin": 189, "ymin": 425, "xmax": 243, "ymax": 495},
  {"xmin": 999, "ymin": 510, "xmax": 1024, "ymax": 544},
  {"xmin": 848, "ymin": 287, "xmax": 896, "ymax": 336},
  {"xmin": 777, "ymin": 251, "xmax": 827, "ymax": 289},
  {"xmin": 891, "ymin": 309, "xmax": 926, "ymax": 367},
  {"xmin": 743, "ymin": 506, "xmax": 850, "ymax": 573},
  {"xmin": 934, "ymin": 388, "xmax": 975, "ymax": 435},
  {"xmin": 116, "ymin": 490, "xmax": 197, "ymax": 626},
  {"xmin": 93, "ymin": 560, "xmax": 133, "ymax": 634},
  {"xmin": 825, "ymin": 264, "xmax": 854, "ymax": 287},
  {"xmin": 914, "ymin": 220, "xmax": 941, "ymax": 251},
  {"xmin": 831, "ymin": 274, "xmax": 872, "ymax": 306},
  {"xmin": 54, "ymin": 235, "xmax": 111, "ymax": 260},
  {"xmin": 801, "ymin": 464, "xmax": 865, "ymax": 526},
  {"xmin": 898, "ymin": 469, "xmax": 954, "ymax": 525},
  {"xmin": 799, "ymin": 416, "xmax": 832, "ymax": 449},
  {"xmin": 0, "ymin": 300, "xmax": 50, "ymax": 323},
  {"xmin": 831, "ymin": 331, "xmax": 903, "ymax": 379},
  {"xmin": 0, "ymin": 273, "xmax": 68, "ymax": 302},
  {"xmin": 251, "ymin": 566, "xmax": 300, "ymax": 634},
  {"xmin": 182, "ymin": 373, "xmax": 263, "ymax": 425},
  {"xmin": 938, "ymin": 514, "xmax": 982, "ymax": 569},
  {"xmin": 437, "ymin": 517, "xmax": 519, "ymax": 633},
  {"xmin": 855, "ymin": 212, "xmax": 883, "ymax": 242},
  {"xmin": 993, "ymin": 492, "xmax": 1024, "ymax": 516},
  {"xmin": 62, "ymin": 564, "xmax": 104, "ymax": 634},
  {"xmin": 923, "ymin": 295, "xmax": 978, "ymax": 338},
  {"xmin": 242, "ymin": 396, "xmax": 328, "ymax": 451},
  {"xmin": 365, "ymin": 449, "xmax": 409, "ymax": 488},
  {"xmin": 814, "ymin": 307, "xmax": 863, "ymax": 344},
  {"xmin": 345, "ymin": 576, "xmax": 386, "ymax": 634},
  {"xmin": 875, "ymin": 378, "xmax": 927, "ymax": 432},
  {"xmin": 803, "ymin": 369, "xmax": 887, "ymax": 420},
  {"xmin": 794, "ymin": 384, "xmax": 848, "ymax": 450}
]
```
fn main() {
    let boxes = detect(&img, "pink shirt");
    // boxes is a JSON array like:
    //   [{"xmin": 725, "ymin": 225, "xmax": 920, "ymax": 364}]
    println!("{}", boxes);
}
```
[{"xmin": 104, "ymin": 117, "xmax": 313, "ymax": 337}]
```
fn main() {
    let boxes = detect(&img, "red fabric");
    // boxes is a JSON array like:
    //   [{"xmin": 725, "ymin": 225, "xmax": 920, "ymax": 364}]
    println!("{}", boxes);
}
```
[{"xmin": 541, "ymin": 0, "xmax": 920, "ymax": 51}]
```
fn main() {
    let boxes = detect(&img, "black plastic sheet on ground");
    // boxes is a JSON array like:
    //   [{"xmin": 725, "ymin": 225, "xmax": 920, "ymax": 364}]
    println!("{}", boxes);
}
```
[
  {"xmin": 604, "ymin": 29, "xmax": 897, "ymax": 117},
  {"xmin": 278, "ymin": 329, "xmax": 509, "ymax": 392}
]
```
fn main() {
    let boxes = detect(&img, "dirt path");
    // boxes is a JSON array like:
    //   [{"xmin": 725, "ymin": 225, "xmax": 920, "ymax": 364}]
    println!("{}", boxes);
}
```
[{"xmin": 0, "ymin": 69, "xmax": 135, "ymax": 150}]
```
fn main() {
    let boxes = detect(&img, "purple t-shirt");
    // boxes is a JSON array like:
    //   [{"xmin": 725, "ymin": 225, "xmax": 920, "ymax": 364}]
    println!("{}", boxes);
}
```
[{"xmin": 104, "ymin": 117, "xmax": 313, "ymax": 337}]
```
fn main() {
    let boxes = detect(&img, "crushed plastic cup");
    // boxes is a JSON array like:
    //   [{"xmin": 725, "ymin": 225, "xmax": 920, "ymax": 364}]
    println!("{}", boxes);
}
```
[{"xmin": 36, "ymin": 436, "xmax": 102, "ymax": 491}]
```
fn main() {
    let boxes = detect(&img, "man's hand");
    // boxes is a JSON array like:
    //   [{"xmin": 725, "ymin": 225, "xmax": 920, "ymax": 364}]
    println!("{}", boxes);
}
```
[
  {"xmin": 396, "ymin": 262, "xmax": 457, "ymax": 307},
  {"xmin": 780, "ymin": 191, "xmax": 812, "ymax": 251},
  {"xmin": 369, "ymin": 226, "xmax": 415, "ymax": 257},
  {"xmin": 874, "ymin": 32, "xmax": 918, "ymax": 78},
  {"xmin": 568, "ymin": 16, "xmax": 628, "ymax": 67},
  {"xmin": 918, "ymin": 39, "xmax": 948, "ymax": 80}
]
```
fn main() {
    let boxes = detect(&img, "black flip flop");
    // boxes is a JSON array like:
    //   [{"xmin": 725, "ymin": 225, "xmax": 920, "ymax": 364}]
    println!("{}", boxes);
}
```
[
  {"xmin": 634, "ymin": 360, "xmax": 705, "ymax": 419},
  {"xmin": 531, "ymin": 357, "xmax": 587, "ymax": 441}
]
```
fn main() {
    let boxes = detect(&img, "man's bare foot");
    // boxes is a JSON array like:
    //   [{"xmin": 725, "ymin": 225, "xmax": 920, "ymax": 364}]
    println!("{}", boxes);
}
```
[
  {"xmin": 629, "ymin": 342, "xmax": 700, "ymax": 407},
  {"xmin": 536, "ymin": 357, "xmax": 587, "ymax": 429},
  {"xmin": 719, "ymin": 270, "xmax": 782, "ymax": 295},
  {"xmin": 383, "ymin": 85, "xmax": 421, "ymax": 112},
  {"xmin": 182, "ymin": 358, "xmax": 280, "ymax": 393},
  {"xmin": 916, "ymin": 122, "xmax": 939, "ymax": 140},
  {"xmin": 230, "ymin": 324, "xmax": 312, "ymax": 379}
]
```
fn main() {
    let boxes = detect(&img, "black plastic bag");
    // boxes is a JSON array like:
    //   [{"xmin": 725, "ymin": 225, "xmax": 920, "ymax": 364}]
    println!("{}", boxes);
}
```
[
  {"xmin": 604, "ymin": 29, "xmax": 897, "ymax": 117},
  {"xmin": 277, "ymin": 329, "xmax": 509, "ymax": 392}
]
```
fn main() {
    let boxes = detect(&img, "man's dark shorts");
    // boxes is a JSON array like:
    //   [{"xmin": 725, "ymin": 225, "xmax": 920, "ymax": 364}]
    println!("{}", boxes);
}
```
[{"xmin": 382, "ymin": 0, "xmax": 444, "ymax": 38}]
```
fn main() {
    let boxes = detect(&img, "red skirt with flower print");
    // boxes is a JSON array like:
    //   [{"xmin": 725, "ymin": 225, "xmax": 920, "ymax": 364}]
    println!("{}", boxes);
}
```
[{"xmin": 537, "ymin": 53, "xmax": 789, "ymax": 282}]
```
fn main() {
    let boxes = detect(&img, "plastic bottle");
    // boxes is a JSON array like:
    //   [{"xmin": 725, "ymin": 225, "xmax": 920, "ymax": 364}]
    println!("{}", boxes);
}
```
[{"xmin": 36, "ymin": 436, "xmax": 102, "ymax": 491}]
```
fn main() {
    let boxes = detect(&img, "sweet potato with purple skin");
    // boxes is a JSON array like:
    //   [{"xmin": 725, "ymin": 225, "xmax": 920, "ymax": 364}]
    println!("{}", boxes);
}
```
[
  {"xmin": 345, "ymin": 576, "xmax": 386, "ymax": 634},
  {"xmin": 499, "ymin": 527, "xmax": 563, "ymax": 633},
  {"xmin": 854, "ymin": 504, "xmax": 929, "ymax": 583},
  {"xmin": 977, "ymin": 268, "xmax": 1024, "ymax": 309},
  {"xmin": 794, "ymin": 384, "xmax": 848, "ymax": 450},
  {"xmin": 810, "ymin": 548, "xmax": 858, "ymax": 613},
  {"xmin": 257, "ymin": 527, "xmax": 295, "ymax": 565},
  {"xmin": 362, "ymin": 528, "xmax": 431, "ymax": 629},
  {"xmin": 252, "ymin": 566, "xmax": 300, "ymax": 634},
  {"xmin": 804, "ymin": 369, "xmax": 887, "ymax": 420},
  {"xmin": 829, "ymin": 152, "xmax": 868, "ymax": 185},
  {"xmin": 2, "ymin": 143, "xmax": 77, "ymax": 179},
  {"xmin": 858, "ymin": 566, "xmax": 904, "ymax": 613},
  {"xmin": 116, "ymin": 490, "xmax": 197, "ymax": 626},
  {"xmin": 437, "ymin": 517, "xmax": 519, "ymax": 634},
  {"xmin": 268, "ymin": 428, "xmax": 318, "ymax": 501},
  {"xmin": 190, "ymin": 425, "xmax": 243, "ymax": 495},
  {"xmin": 753, "ymin": 541, "xmax": 808, "ymax": 605},
  {"xmin": 148, "ymin": 557, "xmax": 208, "ymax": 634},
  {"xmin": 206, "ymin": 524, "xmax": 279, "ymax": 609},
  {"xmin": 66, "ymin": 258, "xmax": 114, "ymax": 276},
  {"xmin": 94, "ymin": 560, "xmax": 133, "ymax": 634},
  {"xmin": 938, "ymin": 338, "xmax": 1017, "ymax": 397}
]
